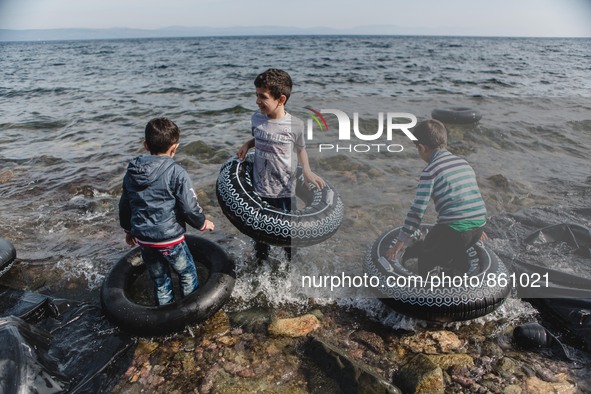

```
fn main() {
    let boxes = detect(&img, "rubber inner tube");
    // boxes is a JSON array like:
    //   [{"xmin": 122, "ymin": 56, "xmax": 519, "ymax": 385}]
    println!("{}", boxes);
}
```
[
  {"xmin": 216, "ymin": 153, "xmax": 344, "ymax": 247},
  {"xmin": 100, "ymin": 235, "xmax": 236, "ymax": 336},
  {"xmin": 364, "ymin": 225, "xmax": 510, "ymax": 322},
  {"xmin": 431, "ymin": 107, "xmax": 482, "ymax": 124},
  {"xmin": 0, "ymin": 238, "xmax": 16, "ymax": 278}
]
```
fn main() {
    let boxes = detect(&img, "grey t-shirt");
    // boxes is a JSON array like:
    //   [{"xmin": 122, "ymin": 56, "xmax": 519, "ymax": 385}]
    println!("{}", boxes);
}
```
[{"xmin": 251, "ymin": 111, "xmax": 305, "ymax": 198}]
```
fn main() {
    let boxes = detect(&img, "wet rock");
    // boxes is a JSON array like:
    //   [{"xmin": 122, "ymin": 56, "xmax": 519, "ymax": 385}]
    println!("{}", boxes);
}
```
[
  {"xmin": 134, "ymin": 339, "xmax": 159, "ymax": 355},
  {"xmin": 488, "ymin": 174, "xmax": 510, "ymax": 189},
  {"xmin": 318, "ymin": 156, "xmax": 382, "ymax": 180},
  {"xmin": 65, "ymin": 195, "xmax": 97, "ymax": 211},
  {"xmin": 228, "ymin": 306, "xmax": 271, "ymax": 333},
  {"xmin": 449, "ymin": 141, "xmax": 477, "ymax": 156},
  {"xmin": 481, "ymin": 341, "xmax": 504, "ymax": 359},
  {"xmin": 494, "ymin": 357, "xmax": 521, "ymax": 379},
  {"xmin": 318, "ymin": 154, "xmax": 369, "ymax": 172},
  {"xmin": 209, "ymin": 373, "xmax": 308, "ymax": 394},
  {"xmin": 308, "ymin": 308, "xmax": 324, "ymax": 320},
  {"xmin": 268, "ymin": 314, "xmax": 320, "ymax": 337},
  {"xmin": 181, "ymin": 337, "xmax": 195, "ymax": 352},
  {"xmin": 182, "ymin": 140, "xmax": 216, "ymax": 157},
  {"xmin": 266, "ymin": 343, "xmax": 281, "ymax": 356},
  {"xmin": 181, "ymin": 140, "xmax": 230, "ymax": 164},
  {"xmin": 525, "ymin": 376, "xmax": 576, "ymax": 394},
  {"xmin": 423, "ymin": 353, "xmax": 474, "ymax": 369},
  {"xmin": 401, "ymin": 330, "xmax": 464, "ymax": 354},
  {"xmin": 200, "ymin": 310, "xmax": 230, "ymax": 340},
  {"xmin": 216, "ymin": 335, "xmax": 236, "ymax": 346},
  {"xmin": 395, "ymin": 354, "xmax": 445, "ymax": 394},
  {"xmin": 306, "ymin": 336, "xmax": 401, "ymax": 394},
  {"xmin": 367, "ymin": 167, "xmax": 383, "ymax": 178},
  {"xmin": 503, "ymin": 385, "xmax": 522, "ymax": 394},
  {"xmin": 196, "ymin": 188, "xmax": 215, "ymax": 206},
  {"xmin": 350, "ymin": 330, "xmax": 385, "ymax": 354},
  {"xmin": 199, "ymin": 365, "xmax": 220, "ymax": 394},
  {"xmin": 0, "ymin": 170, "xmax": 14, "ymax": 184}
]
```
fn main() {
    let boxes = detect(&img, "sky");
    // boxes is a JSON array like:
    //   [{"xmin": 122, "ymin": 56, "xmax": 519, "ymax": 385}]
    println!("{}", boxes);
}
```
[{"xmin": 0, "ymin": 0, "xmax": 590, "ymax": 37}]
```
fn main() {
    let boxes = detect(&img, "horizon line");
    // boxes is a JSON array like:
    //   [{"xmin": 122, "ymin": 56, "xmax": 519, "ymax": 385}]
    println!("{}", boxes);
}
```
[{"xmin": 1, "ymin": 25, "xmax": 589, "ymax": 42}]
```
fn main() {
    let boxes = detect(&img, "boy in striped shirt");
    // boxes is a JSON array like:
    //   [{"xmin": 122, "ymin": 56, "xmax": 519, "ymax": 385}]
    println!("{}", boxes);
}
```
[{"xmin": 385, "ymin": 119, "xmax": 488, "ymax": 276}]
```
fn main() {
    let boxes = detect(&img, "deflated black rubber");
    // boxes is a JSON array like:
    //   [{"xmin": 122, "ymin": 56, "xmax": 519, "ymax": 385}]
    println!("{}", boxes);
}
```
[{"xmin": 0, "ymin": 285, "xmax": 135, "ymax": 394}]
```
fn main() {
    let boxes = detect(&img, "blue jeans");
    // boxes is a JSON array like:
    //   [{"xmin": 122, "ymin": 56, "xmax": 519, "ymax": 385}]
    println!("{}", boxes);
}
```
[{"xmin": 140, "ymin": 241, "xmax": 198, "ymax": 305}]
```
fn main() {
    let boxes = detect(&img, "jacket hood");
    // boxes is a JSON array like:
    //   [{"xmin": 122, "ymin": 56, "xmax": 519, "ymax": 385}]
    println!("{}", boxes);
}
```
[{"xmin": 125, "ymin": 155, "xmax": 174, "ymax": 188}]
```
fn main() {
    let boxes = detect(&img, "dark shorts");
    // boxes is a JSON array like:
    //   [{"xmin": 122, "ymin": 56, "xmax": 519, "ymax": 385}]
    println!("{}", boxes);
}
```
[
  {"xmin": 406, "ymin": 223, "xmax": 484, "ymax": 277},
  {"xmin": 255, "ymin": 196, "xmax": 296, "ymax": 259}
]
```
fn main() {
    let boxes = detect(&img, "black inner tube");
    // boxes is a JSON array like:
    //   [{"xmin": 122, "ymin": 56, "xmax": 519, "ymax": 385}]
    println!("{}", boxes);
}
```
[
  {"xmin": 431, "ymin": 107, "xmax": 482, "ymax": 124},
  {"xmin": 100, "ymin": 235, "xmax": 235, "ymax": 336},
  {"xmin": 0, "ymin": 238, "xmax": 16, "ymax": 278}
]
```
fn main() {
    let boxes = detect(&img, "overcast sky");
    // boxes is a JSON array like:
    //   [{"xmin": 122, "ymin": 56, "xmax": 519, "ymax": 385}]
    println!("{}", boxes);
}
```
[{"xmin": 0, "ymin": 0, "xmax": 590, "ymax": 37}]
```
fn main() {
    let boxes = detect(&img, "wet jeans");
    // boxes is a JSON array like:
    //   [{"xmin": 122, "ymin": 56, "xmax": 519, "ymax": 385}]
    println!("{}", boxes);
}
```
[{"xmin": 140, "ymin": 240, "xmax": 198, "ymax": 305}]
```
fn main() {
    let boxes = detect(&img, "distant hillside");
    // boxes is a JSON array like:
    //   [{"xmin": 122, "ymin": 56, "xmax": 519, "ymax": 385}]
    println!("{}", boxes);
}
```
[{"xmin": 0, "ymin": 25, "xmax": 433, "ymax": 42}]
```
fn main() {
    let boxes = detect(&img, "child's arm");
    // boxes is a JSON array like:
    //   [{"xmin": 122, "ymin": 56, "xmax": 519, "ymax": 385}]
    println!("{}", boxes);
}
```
[
  {"xmin": 237, "ymin": 138, "xmax": 255, "ymax": 160},
  {"xmin": 297, "ymin": 147, "xmax": 325, "ymax": 190},
  {"xmin": 176, "ymin": 171, "xmax": 213, "ymax": 232},
  {"xmin": 119, "ymin": 188, "xmax": 137, "ymax": 246},
  {"xmin": 385, "ymin": 240, "xmax": 404, "ymax": 261},
  {"xmin": 125, "ymin": 232, "xmax": 137, "ymax": 247},
  {"xmin": 201, "ymin": 219, "xmax": 215, "ymax": 231}
]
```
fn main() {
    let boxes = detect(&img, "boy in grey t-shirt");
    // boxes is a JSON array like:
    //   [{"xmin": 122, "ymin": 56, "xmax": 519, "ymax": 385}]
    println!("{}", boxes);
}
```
[{"xmin": 237, "ymin": 68, "xmax": 324, "ymax": 260}]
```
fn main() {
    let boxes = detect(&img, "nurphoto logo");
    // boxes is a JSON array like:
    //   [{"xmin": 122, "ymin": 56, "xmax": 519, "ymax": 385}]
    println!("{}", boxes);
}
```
[{"xmin": 305, "ymin": 107, "xmax": 418, "ymax": 153}]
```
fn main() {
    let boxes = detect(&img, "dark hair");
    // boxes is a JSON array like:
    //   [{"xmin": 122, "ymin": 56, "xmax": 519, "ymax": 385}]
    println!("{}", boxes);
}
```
[
  {"xmin": 144, "ymin": 117, "xmax": 180, "ymax": 154},
  {"xmin": 254, "ymin": 68, "xmax": 292, "ymax": 103},
  {"xmin": 413, "ymin": 119, "xmax": 447, "ymax": 149}
]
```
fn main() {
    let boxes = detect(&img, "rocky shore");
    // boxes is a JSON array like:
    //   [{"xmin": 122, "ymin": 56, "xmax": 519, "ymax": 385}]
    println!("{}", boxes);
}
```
[{"xmin": 111, "ymin": 301, "xmax": 589, "ymax": 394}]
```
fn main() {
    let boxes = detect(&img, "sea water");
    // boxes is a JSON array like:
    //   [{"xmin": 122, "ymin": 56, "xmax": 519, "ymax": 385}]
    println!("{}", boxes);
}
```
[{"xmin": 1, "ymin": 36, "xmax": 590, "ymax": 325}]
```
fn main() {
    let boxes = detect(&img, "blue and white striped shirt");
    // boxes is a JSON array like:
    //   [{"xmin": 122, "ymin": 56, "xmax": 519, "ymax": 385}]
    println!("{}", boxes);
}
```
[{"xmin": 399, "ymin": 149, "xmax": 487, "ymax": 242}]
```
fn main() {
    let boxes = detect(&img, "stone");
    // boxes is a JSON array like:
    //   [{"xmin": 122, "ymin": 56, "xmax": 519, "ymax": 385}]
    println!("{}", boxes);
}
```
[
  {"xmin": 200, "ymin": 310, "xmax": 231, "ymax": 339},
  {"xmin": 180, "ymin": 140, "xmax": 230, "ymax": 164},
  {"xmin": 396, "ymin": 354, "xmax": 445, "ymax": 394},
  {"xmin": 268, "ymin": 314, "xmax": 320, "ymax": 337},
  {"xmin": 0, "ymin": 170, "xmax": 14, "ymax": 184},
  {"xmin": 494, "ymin": 357, "xmax": 521, "ymax": 379},
  {"xmin": 350, "ymin": 330, "xmax": 386, "ymax": 354},
  {"xmin": 134, "ymin": 339, "xmax": 159, "ymax": 356},
  {"xmin": 216, "ymin": 335, "xmax": 236, "ymax": 346},
  {"xmin": 503, "ymin": 384, "xmax": 522, "ymax": 394},
  {"xmin": 228, "ymin": 306, "xmax": 271, "ymax": 333},
  {"xmin": 525, "ymin": 376, "xmax": 576, "ymax": 394},
  {"xmin": 423, "ymin": 354, "xmax": 474, "ymax": 370},
  {"xmin": 401, "ymin": 330, "xmax": 464, "ymax": 354},
  {"xmin": 481, "ymin": 341, "xmax": 504, "ymax": 359},
  {"xmin": 488, "ymin": 174, "xmax": 510, "ymax": 189},
  {"xmin": 306, "ymin": 337, "xmax": 401, "ymax": 394}
]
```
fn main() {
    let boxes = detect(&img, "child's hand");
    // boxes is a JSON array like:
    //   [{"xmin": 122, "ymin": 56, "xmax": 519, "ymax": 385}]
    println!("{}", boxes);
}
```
[
  {"xmin": 480, "ymin": 231, "xmax": 489, "ymax": 241},
  {"xmin": 237, "ymin": 143, "xmax": 250, "ymax": 161},
  {"xmin": 202, "ymin": 219, "xmax": 215, "ymax": 231},
  {"xmin": 125, "ymin": 233, "xmax": 137, "ymax": 247},
  {"xmin": 385, "ymin": 240, "xmax": 405, "ymax": 261},
  {"xmin": 304, "ymin": 171, "xmax": 325, "ymax": 190}
]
